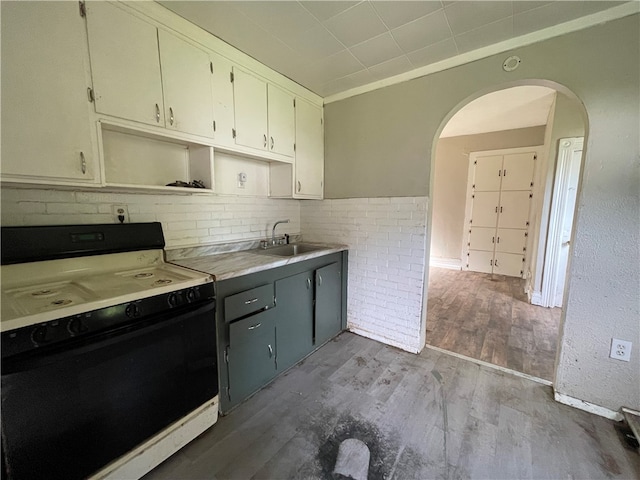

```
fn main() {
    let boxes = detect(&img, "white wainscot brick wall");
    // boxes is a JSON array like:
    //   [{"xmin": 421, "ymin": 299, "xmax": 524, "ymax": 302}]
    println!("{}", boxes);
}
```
[
  {"xmin": 301, "ymin": 197, "xmax": 429, "ymax": 353},
  {"xmin": 1, "ymin": 188, "xmax": 301, "ymax": 249}
]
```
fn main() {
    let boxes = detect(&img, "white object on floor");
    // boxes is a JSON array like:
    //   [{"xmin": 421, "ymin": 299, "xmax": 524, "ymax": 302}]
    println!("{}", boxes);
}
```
[{"xmin": 333, "ymin": 438, "xmax": 370, "ymax": 480}]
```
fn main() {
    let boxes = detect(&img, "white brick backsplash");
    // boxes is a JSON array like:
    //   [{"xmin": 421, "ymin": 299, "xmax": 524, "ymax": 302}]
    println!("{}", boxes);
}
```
[
  {"xmin": 1, "ymin": 188, "xmax": 300, "ymax": 248},
  {"xmin": 302, "ymin": 196, "xmax": 428, "ymax": 353}
]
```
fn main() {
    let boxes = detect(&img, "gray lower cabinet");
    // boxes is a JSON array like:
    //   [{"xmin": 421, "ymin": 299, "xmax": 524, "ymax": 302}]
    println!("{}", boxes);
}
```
[
  {"xmin": 275, "ymin": 271, "xmax": 314, "ymax": 372},
  {"xmin": 216, "ymin": 251, "xmax": 348, "ymax": 413},
  {"xmin": 315, "ymin": 262, "xmax": 342, "ymax": 346},
  {"xmin": 227, "ymin": 308, "xmax": 277, "ymax": 404}
]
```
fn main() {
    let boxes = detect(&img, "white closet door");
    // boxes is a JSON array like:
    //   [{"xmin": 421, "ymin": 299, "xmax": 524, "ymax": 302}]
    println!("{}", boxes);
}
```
[
  {"xmin": 474, "ymin": 155, "xmax": 503, "ymax": 191},
  {"xmin": 494, "ymin": 252, "xmax": 524, "ymax": 277},
  {"xmin": 471, "ymin": 192, "xmax": 500, "ymax": 227},
  {"xmin": 469, "ymin": 227, "xmax": 496, "ymax": 252},
  {"xmin": 498, "ymin": 191, "xmax": 531, "ymax": 229},
  {"xmin": 468, "ymin": 250, "xmax": 494, "ymax": 274},
  {"xmin": 496, "ymin": 229, "xmax": 527, "ymax": 254},
  {"xmin": 501, "ymin": 152, "xmax": 535, "ymax": 190}
]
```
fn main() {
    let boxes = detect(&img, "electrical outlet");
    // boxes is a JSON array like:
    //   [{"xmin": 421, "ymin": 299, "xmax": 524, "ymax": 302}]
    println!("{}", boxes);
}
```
[
  {"xmin": 112, "ymin": 205, "xmax": 129, "ymax": 224},
  {"xmin": 610, "ymin": 338, "xmax": 632, "ymax": 362},
  {"xmin": 237, "ymin": 172, "xmax": 247, "ymax": 189}
]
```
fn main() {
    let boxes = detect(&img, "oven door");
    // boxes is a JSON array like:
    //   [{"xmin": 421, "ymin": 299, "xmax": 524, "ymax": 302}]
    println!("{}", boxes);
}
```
[{"xmin": 1, "ymin": 299, "xmax": 217, "ymax": 480}]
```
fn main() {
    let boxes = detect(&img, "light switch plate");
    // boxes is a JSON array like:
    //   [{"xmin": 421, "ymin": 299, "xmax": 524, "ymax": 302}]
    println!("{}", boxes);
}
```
[{"xmin": 610, "ymin": 338, "xmax": 632, "ymax": 362}]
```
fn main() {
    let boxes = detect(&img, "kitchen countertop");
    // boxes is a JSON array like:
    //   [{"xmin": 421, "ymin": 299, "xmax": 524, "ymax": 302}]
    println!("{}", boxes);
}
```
[{"xmin": 170, "ymin": 243, "xmax": 348, "ymax": 281}]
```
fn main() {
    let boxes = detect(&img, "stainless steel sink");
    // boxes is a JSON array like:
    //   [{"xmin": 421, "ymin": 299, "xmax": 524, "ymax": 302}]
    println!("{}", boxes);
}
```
[{"xmin": 256, "ymin": 243, "xmax": 325, "ymax": 257}]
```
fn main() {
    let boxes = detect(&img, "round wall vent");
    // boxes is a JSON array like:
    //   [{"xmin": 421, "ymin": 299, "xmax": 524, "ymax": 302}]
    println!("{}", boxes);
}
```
[{"xmin": 503, "ymin": 55, "xmax": 521, "ymax": 72}]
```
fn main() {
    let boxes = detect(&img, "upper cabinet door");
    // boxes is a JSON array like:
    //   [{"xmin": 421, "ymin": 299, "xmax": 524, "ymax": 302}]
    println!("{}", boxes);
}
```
[
  {"xmin": 267, "ymin": 85, "xmax": 295, "ymax": 157},
  {"xmin": 85, "ymin": 2, "xmax": 164, "ymax": 126},
  {"xmin": 232, "ymin": 68, "xmax": 268, "ymax": 150},
  {"xmin": 295, "ymin": 99, "xmax": 324, "ymax": 198},
  {"xmin": 211, "ymin": 53, "xmax": 236, "ymax": 147},
  {"xmin": 158, "ymin": 30, "xmax": 214, "ymax": 139},
  {"xmin": 1, "ymin": 1, "xmax": 98, "ymax": 184}
]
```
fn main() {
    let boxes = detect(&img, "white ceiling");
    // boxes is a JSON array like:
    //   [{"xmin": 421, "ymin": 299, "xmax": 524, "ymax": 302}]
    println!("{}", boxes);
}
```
[
  {"xmin": 440, "ymin": 85, "xmax": 556, "ymax": 137},
  {"xmin": 158, "ymin": 1, "xmax": 629, "ymax": 98}
]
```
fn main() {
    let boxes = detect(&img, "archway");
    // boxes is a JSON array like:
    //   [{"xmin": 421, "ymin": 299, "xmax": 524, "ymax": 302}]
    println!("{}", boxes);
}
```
[{"xmin": 422, "ymin": 81, "xmax": 589, "ymax": 383}]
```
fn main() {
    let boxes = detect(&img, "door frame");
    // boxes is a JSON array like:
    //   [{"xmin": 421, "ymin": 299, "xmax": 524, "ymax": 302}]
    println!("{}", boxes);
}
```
[
  {"xmin": 538, "ymin": 137, "xmax": 584, "ymax": 307},
  {"xmin": 461, "ymin": 145, "xmax": 545, "ymax": 276}
]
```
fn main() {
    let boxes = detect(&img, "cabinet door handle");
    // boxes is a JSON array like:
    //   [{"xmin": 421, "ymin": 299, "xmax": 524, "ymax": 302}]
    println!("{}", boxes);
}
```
[
  {"xmin": 497, "ymin": 237, "xmax": 500, "ymax": 243},
  {"xmin": 500, "ymin": 206, "xmax": 503, "ymax": 213},
  {"xmin": 495, "ymin": 259, "xmax": 499, "ymax": 267},
  {"xmin": 495, "ymin": 206, "xmax": 498, "ymax": 213},
  {"xmin": 297, "ymin": 181, "xmax": 301, "ymax": 193},
  {"xmin": 492, "ymin": 236, "xmax": 495, "ymax": 243},
  {"xmin": 80, "ymin": 152, "xmax": 86, "ymax": 175},
  {"xmin": 169, "ymin": 107, "xmax": 174, "ymax": 126},
  {"xmin": 244, "ymin": 298, "xmax": 258, "ymax": 304},
  {"xmin": 306, "ymin": 278, "xmax": 311, "ymax": 289},
  {"xmin": 270, "ymin": 136, "xmax": 274, "ymax": 150},
  {"xmin": 503, "ymin": 169, "xmax": 507, "ymax": 176},
  {"xmin": 498, "ymin": 170, "xmax": 502, "ymax": 177},
  {"xmin": 247, "ymin": 322, "xmax": 261, "ymax": 330},
  {"xmin": 263, "ymin": 134, "xmax": 267, "ymax": 148},
  {"xmin": 490, "ymin": 259, "xmax": 493, "ymax": 266},
  {"xmin": 155, "ymin": 103, "xmax": 160, "ymax": 123},
  {"xmin": 318, "ymin": 274, "xmax": 323, "ymax": 286},
  {"xmin": 268, "ymin": 344, "xmax": 273, "ymax": 357}
]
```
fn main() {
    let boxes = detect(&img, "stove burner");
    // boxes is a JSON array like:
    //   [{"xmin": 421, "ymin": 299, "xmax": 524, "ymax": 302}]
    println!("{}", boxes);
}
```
[
  {"xmin": 51, "ymin": 299, "xmax": 72, "ymax": 306},
  {"xmin": 32, "ymin": 289, "xmax": 57, "ymax": 297},
  {"xmin": 154, "ymin": 279, "xmax": 173, "ymax": 285},
  {"xmin": 134, "ymin": 273, "xmax": 154, "ymax": 279}
]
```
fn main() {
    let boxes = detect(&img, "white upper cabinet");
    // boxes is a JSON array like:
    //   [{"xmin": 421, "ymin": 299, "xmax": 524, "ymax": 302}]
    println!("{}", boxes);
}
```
[
  {"xmin": 232, "ymin": 67, "xmax": 269, "ymax": 150},
  {"xmin": 294, "ymin": 99, "xmax": 324, "ymax": 198},
  {"xmin": 86, "ymin": 2, "xmax": 214, "ymax": 139},
  {"xmin": 1, "ymin": 1, "xmax": 98, "ymax": 185},
  {"xmin": 158, "ymin": 30, "xmax": 214, "ymax": 138},
  {"xmin": 211, "ymin": 53, "xmax": 236, "ymax": 147},
  {"xmin": 232, "ymin": 67, "xmax": 295, "ymax": 158},
  {"xmin": 267, "ymin": 85, "xmax": 295, "ymax": 157},
  {"xmin": 85, "ymin": 1, "xmax": 165, "ymax": 127}
]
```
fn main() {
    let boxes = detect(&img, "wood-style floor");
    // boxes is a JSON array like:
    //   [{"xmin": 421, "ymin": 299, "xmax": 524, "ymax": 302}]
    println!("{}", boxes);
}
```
[
  {"xmin": 426, "ymin": 267, "xmax": 560, "ymax": 381},
  {"xmin": 144, "ymin": 333, "xmax": 638, "ymax": 480}
]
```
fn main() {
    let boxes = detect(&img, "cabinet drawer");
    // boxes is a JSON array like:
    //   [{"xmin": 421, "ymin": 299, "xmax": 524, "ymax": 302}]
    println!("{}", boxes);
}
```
[{"xmin": 224, "ymin": 283, "xmax": 274, "ymax": 322}]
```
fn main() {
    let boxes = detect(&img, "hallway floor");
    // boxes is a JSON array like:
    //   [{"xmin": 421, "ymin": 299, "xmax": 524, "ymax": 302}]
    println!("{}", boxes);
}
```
[
  {"xmin": 144, "ymin": 333, "xmax": 638, "ymax": 479},
  {"xmin": 426, "ymin": 267, "xmax": 560, "ymax": 381}
]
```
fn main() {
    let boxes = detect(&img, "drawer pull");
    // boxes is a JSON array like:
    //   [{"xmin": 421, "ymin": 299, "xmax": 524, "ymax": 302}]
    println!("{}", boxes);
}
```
[
  {"xmin": 248, "ymin": 323, "xmax": 261, "ymax": 330},
  {"xmin": 244, "ymin": 298, "xmax": 258, "ymax": 305},
  {"xmin": 268, "ymin": 344, "xmax": 273, "ymax": 357}
]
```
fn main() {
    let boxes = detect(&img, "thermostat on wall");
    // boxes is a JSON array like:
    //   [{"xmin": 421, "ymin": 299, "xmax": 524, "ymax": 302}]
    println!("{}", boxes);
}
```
[{"xmin": 503, "ymin": 55, "xmax": 521, "ymax": 72}]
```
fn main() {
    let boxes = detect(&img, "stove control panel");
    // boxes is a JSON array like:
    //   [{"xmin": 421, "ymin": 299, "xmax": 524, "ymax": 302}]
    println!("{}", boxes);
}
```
[{"xmin": 1, "ymin": 283, "xmax": 215, "ymax": 358}]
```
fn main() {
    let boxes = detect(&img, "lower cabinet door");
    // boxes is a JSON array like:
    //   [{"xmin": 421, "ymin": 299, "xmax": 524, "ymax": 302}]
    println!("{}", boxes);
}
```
[
  {"xmin": 467, "ymin": 250, "xmax": 494, "ymax": 274},
  {"xmin": 227, "ymin": 308, "xmax": 277, "ymax": 406},
  {"xmin": 315, "ymin": 262, "xmax": 342, "ymax": 345},
  {"xmin": 274, "ymin": 271, "xmax": 314, "ymax": 372}
]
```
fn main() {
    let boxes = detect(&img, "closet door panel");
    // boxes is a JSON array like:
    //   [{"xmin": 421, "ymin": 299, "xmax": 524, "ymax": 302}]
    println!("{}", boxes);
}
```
[
  {"xmin": 471, "ymin": 192, "xmax": 500, "ymax": 228},
  {"xmin": 469, "ymin": 227, "xmax": 496, "ymax": 252},
  {"xmin": 468, "ymin": 250, "xmax": 494, "ymax": 274},
  {"xmin": 498, "ymin": 191, "xmax": 531, "ymax": 229},
  {"xmin": 495, "ymin": 229, "xmax": 527, "ymax": 254},
  {"xmin": 473, "ymin": 155, "xmax": 503, "ymax": 191},
  {"xmin": 501, "ymin": 152, "xmax": 535, "ymax": 191},
  {"xmin": 494, "ymin": 252, "xmax": 524, "ymax": 277}
]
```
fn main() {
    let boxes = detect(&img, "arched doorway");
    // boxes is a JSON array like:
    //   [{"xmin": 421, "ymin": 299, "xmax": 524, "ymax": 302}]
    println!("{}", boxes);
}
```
[{"xmin": 423, "ymin": 82, "xmax": 588, "ymax": 383}]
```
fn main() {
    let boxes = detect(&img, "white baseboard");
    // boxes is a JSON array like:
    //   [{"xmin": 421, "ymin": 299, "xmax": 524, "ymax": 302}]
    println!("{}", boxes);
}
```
[
  {"xmin": 554, "ymin": 391, "xmax": 623, "ymax": 421},
  {"xmin": 429, "ymin": 257, "xmax": 461, "ymax": 270},
  {"xmin": 531, "ymin": 290, "xmax": 544, "ymax": 306}
]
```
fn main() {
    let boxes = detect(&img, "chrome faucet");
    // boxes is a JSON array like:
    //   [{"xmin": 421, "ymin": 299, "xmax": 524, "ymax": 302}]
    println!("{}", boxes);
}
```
[{"xmin": 272, "ymin": 219, "xmax": 290, "ymax": 244}]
